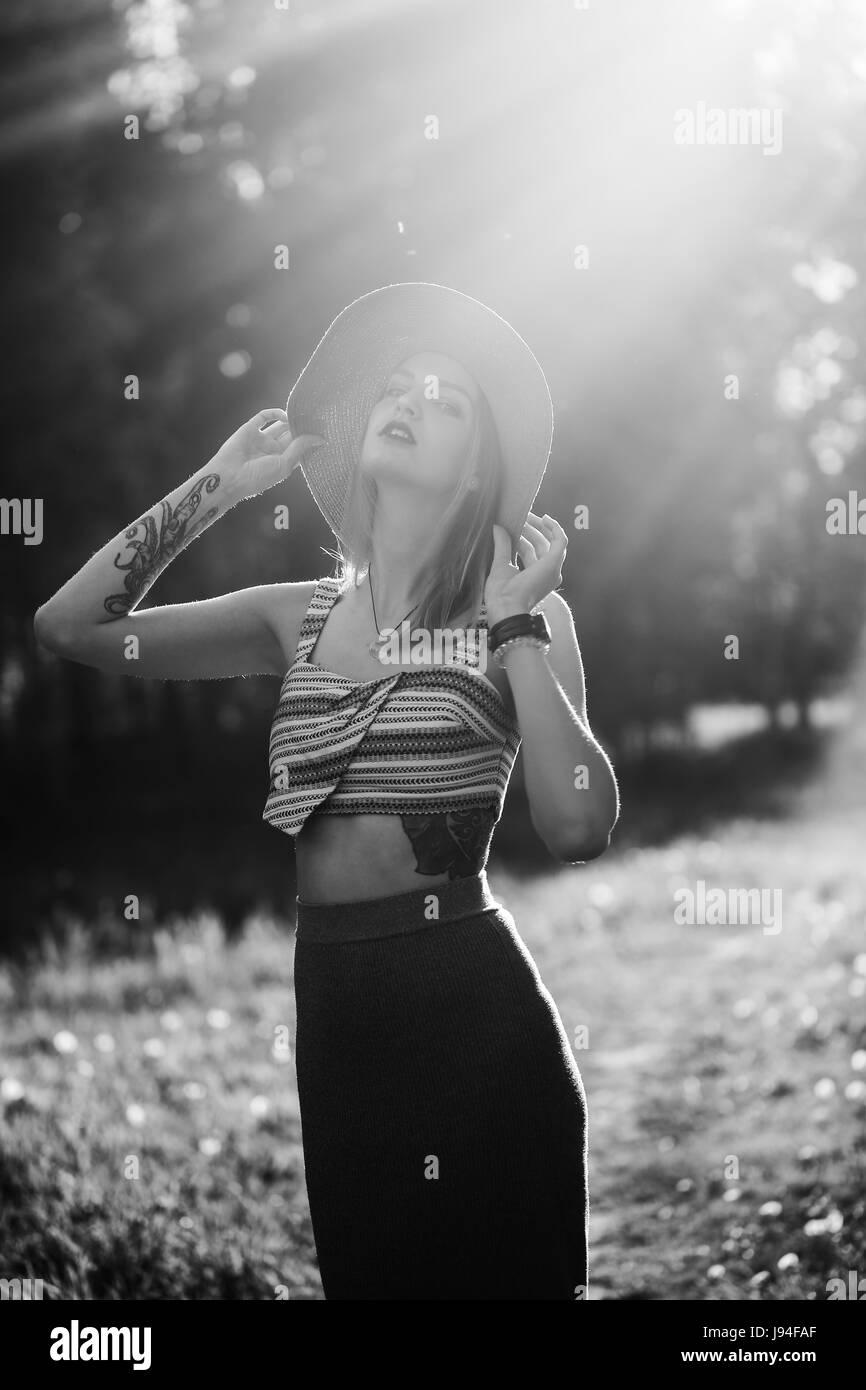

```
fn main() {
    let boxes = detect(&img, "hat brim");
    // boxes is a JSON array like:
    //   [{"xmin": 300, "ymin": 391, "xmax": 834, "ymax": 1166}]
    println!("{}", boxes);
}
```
[{"xmin": 288, "ymin": 282, "xmax": 553, "ymax": 547}]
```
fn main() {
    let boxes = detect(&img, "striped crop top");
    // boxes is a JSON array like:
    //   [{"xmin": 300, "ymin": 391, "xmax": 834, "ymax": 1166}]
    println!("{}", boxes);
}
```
[{"xmin": 262, "ymin": 576, "xmax": 522, "ymax": 837}]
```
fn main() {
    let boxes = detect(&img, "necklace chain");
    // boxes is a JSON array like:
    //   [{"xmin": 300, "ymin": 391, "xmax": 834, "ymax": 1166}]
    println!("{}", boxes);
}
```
[{"xmin": 368, "ymin": 562, "xmax": 418, "ymax": 654}]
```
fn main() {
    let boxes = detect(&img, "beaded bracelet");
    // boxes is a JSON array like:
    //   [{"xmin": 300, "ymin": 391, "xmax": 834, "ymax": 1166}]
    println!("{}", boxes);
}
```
[
  {"xmin": 491, "ymin": 634, "xmax": 551, "ymax": 668},
  {"xmin": 488, "ymin": 610, "xmax": 550, "ymax": 653}
]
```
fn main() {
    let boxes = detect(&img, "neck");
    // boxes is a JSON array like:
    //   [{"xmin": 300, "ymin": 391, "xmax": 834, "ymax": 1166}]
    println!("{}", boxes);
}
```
[{"xmin": 362, "ymin": 487, "xmax": 446, "ymax": 625}]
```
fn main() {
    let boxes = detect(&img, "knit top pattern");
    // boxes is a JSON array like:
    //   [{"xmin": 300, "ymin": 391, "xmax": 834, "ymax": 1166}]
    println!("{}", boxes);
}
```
[{"xmin": 262, "ymin": 576, "xmax": 522, "ymax": 837}]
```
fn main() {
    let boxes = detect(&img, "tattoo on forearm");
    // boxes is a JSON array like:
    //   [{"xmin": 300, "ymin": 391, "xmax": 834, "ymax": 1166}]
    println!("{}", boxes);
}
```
[
  {"xmin": 104, "ymin": 473, "xmax": 221, "ymax": 616},
  {"xmin": 400, "ymin": 805, "xmax": 497, "ymax": 878}
]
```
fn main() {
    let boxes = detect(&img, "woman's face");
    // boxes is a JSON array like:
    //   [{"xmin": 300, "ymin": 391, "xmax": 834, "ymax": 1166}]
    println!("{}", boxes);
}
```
[{"xmin": 359, "ymin": 351, "xmax": 479, "ymax": 498}]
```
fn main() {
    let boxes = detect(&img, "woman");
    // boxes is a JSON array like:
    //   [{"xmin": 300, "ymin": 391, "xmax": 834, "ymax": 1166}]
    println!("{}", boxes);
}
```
[{"xmin": 35, "ymin": 282, "xmax": 619, "ymax": 1300}]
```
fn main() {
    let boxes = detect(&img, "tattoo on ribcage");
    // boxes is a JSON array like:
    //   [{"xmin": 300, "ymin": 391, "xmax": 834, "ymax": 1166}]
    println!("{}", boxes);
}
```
[
  {"xmin": 400, "ymin": 806, "xmax": 498, "ymax": 878},
  {"xmin": 104, "ymin": 474, "xmax": 221, "ymax": 616}
]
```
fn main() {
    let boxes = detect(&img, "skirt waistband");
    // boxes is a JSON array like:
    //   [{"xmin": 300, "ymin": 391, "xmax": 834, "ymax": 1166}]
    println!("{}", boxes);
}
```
[{"xmin": 295, "ymin": 870, "xmax": 499, "ymax": 942}]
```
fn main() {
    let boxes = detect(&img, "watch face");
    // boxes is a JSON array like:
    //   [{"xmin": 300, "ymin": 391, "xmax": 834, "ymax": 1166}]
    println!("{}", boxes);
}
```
[{"xmin": 533, "ymin": 616, "xmax": 552, "ymax": 649}]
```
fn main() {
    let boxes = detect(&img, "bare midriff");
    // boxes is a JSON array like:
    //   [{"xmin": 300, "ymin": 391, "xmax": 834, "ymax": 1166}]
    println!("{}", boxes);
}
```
[{"xmin": 295, "ymin": 812, "xmax": 478, "ymax": 904}]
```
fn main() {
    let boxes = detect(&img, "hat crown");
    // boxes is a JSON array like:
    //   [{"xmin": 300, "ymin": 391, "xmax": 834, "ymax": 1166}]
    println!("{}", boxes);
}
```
[{"xmin": 289, "ymin": 282, "xmax": 553, "ymax": 544}]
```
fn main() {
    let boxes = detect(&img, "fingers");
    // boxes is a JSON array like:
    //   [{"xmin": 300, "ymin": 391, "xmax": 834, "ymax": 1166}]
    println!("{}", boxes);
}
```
[
  {"xmin": 255, "ymin": 408, "xmax": 288, "ymax": 429},
  {"xmin": 523, "ymin": 520, "xmax": 550, "ymax": 552},
  {"xmin": 528, "ymin": 511, "xmax": 568, "ymax": 555},
  {"xmin": 283, "ymin": 433, "xmax": 327, "ymax": 460},
  {"xmin": 519, "ymin": 511, "xmax": 567, "ymax": 581},
  {"xmin": 254, "ymin": 410, "xmax": 326, "ymax": 456},
  {"xmin": 515, "ymin": 534, "xmax": 537, "ymax": 564},
  {"xmin": 528, "ymin": 510, "xmax": 566, "ymax": 536}
]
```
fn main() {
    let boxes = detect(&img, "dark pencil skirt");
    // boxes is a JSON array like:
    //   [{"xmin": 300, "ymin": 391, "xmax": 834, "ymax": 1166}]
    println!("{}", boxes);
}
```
[{"xmin": 292, "ymin": 870, "xmax": 589, "ymax": 1300}]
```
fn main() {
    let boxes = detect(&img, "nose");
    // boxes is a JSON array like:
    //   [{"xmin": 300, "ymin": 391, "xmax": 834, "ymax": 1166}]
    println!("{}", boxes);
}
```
[{"xmin": 393, "ymin": 385, "xmax": 421, "ymax": 416}]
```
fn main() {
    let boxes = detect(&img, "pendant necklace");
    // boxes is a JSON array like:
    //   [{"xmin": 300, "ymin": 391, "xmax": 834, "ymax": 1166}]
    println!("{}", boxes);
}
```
[{"xmin": 367, "ymin": 563, "xmax": 418, "ymax": 659}]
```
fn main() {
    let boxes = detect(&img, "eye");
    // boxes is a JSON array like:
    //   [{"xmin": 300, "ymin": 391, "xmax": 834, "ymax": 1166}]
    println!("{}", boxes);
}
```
[{"xmin": 437, "ymin": 400, "xmax": 459, "ymax": 415}]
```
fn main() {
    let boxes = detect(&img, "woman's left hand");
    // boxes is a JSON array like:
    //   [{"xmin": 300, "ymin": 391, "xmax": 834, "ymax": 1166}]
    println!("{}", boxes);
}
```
[{"xmin": 484, "ymin": 511, "xmax": 569, "ymax": 624}]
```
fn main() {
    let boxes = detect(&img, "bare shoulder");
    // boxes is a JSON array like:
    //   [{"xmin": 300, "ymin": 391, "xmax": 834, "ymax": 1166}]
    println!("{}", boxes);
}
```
[{"xmin": 258, "ymin": 579, "xmax": 320, "ymax": 671}]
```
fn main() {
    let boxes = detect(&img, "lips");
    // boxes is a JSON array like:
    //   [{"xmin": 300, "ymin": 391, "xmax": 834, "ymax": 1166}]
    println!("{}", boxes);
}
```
[{"xmin": 380, "ymin": 420, "xmax": 416, "ymax": 444}]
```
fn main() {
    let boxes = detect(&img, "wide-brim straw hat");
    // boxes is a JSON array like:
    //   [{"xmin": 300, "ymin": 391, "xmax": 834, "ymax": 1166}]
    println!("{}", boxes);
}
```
[{"xmin": 287, "ymin": 282, "xmax": 554, "ymax": 546}]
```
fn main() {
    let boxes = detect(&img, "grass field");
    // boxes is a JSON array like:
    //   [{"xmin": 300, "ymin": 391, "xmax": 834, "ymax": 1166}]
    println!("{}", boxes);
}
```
[{"xmin": 2, "ymin": 760, "xmax": 865, "ymax": 1300}]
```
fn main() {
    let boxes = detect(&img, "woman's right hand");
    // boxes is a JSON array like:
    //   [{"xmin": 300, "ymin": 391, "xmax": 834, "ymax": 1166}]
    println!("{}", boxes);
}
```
[{"xmin": 214, "ymin": 408, "xmax": 326, "ymax": 503}]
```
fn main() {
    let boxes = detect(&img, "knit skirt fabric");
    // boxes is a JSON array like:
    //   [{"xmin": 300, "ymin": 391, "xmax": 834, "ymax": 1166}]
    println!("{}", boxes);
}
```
[{"xmin": 292, "ymin": 870, "xmax": 589, "ymax": 1300}]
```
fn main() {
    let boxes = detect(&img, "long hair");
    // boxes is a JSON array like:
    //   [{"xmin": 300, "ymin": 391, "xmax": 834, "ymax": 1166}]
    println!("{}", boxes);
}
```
[{"xmin": 326, "ymin": 377, "xmax": 505, "ymax": 633}]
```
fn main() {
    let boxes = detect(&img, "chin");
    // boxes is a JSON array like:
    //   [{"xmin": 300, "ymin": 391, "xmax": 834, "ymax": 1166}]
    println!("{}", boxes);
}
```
[{"xmin": 360, "ymin": 445, "xmax": 416, "ymax": 479}]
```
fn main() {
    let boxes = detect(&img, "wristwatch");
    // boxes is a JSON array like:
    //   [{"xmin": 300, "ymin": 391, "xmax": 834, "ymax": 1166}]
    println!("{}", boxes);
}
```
[{"xmin": 488, "ymin": 611, "xmax": 552, "ymax": 666}]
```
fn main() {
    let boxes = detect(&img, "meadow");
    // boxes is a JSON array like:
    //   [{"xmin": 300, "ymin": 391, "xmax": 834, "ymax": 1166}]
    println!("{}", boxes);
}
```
[
  {"xmin": 4, "ymin": 0, "xmax": 866, "ymax": 1307},
  {"xmin": 2, "ymin": 750, "xmax": 864, "ymax": 1300}
]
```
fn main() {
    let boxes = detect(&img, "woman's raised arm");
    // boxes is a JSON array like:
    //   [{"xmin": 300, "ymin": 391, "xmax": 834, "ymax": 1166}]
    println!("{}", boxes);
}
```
[{"xmin": 33, "ymin": 408, "xmax": 324, "ymax": 680}]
